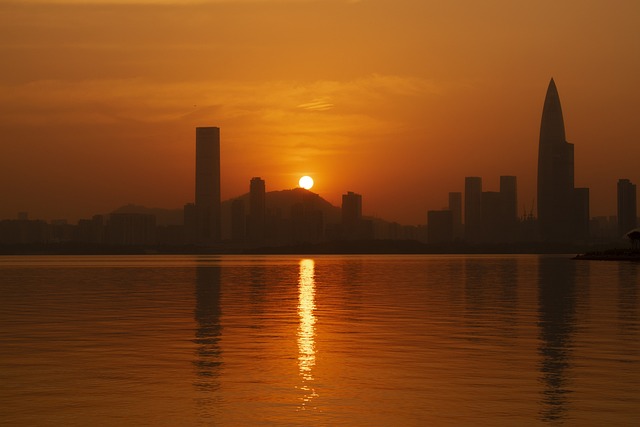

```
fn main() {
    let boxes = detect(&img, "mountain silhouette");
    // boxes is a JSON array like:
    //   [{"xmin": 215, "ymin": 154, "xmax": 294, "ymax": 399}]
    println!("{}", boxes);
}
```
[
  {"xmin": 110, "ymin": 188, "xmax": 342, "ymax": 239},
  {"xmin": 220, "ymin": 188, "xmax": 341, "ymax": 240},
  {"xmin": 225, "ymin": 187, "xmax": 339, "ymax": 219}
]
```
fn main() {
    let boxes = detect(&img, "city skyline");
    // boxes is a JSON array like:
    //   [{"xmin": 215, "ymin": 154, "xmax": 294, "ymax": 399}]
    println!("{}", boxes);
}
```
[
  {"xmin": 1, "ymin": 1, "xmax": 639, "ymax": 224},
  {"xmin": 2, "ymin": 111, "xmax": 636, "ymax": 250},
  {"xmin": 1, "ymin": 79, "xmax": 638, "ymax": 230}
]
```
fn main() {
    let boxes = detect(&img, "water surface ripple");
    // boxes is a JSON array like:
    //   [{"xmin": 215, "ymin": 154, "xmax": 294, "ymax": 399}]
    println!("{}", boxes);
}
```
[{"xmin": 1, "ymin": 255, "xmax": 638, "ymax": 425}]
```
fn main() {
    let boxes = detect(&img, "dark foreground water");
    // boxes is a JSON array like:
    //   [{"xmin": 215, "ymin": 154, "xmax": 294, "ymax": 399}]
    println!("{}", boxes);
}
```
[{"xmin": 1, "ymin": 255, "xmax": 638, "ymax": 426}]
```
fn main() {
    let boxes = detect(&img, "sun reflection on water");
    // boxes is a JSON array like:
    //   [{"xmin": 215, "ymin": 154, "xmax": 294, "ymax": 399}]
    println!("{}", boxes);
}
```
[{"xmin": 297, "ymin": 258, "xmax": 318, "ymax": 408}]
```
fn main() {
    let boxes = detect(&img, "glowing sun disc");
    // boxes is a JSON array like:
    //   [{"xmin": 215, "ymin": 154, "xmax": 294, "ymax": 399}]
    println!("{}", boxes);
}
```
[{"xmin": 299, "ymin": 176, "xmax": 314, "ymax": 190}]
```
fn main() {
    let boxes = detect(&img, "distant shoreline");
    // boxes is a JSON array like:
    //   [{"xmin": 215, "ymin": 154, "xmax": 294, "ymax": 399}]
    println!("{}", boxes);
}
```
[
  {"xmin": 574, "ymin": 248, "xmax": 640, "ymax": 261},
  {"xmin": 0, "ymin": 239, "xmax": 617, "ymax": 256}
]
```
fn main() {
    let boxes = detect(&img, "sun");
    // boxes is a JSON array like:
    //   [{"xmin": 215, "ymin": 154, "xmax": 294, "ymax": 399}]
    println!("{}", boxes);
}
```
[{"xmin": 299, "ymin": 176, "xmax": 314, "ymax": 190}]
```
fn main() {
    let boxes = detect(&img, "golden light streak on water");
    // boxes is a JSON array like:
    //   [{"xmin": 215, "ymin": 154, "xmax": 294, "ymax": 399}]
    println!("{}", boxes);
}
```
[{"xmin": 297, "ymin": 258, "xmax": 318, "ymax": 408}]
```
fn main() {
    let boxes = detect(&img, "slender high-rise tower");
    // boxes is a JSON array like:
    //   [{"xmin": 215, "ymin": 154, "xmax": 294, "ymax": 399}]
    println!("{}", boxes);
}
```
[
  {"xmin": 195, "ymin": 126, "xmax": 221, "ymax": 244},
  {"xmin": 341, "ymin": 191, "xmax": 363, "ymax": 239},
  {"xmin": 342, "ymin": 191, "xmax": 362, "ymax": 227},
  {"xmin": 537, "ymin": 79, "xmax": 581, "ymax": 242}
]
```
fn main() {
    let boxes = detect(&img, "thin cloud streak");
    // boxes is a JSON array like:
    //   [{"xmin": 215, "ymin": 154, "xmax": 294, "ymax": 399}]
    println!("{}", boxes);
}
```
[
  {"xmin": 14, "ymin": 0, "xmax": 359, "ymax": 4},
  {"xmin": 0, "ymin": 74, "xmax": 437, "ymax": 129}
]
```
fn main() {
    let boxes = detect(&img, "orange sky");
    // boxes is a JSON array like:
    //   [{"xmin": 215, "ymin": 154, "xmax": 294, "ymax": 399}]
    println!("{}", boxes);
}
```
[{"xmin": 1, "ymin": 0, "xmax": 639, "ymax": 225}]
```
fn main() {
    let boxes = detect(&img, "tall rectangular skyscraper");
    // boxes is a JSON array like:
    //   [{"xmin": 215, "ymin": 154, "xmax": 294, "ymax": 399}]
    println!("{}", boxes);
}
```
[
  {"xmin": 342, "ymin": 191, "xmax": 363, "ymax": 240},
  {"xmin": 195, "ymin": 127, "xmax": 221, "ymax": 244},
  {"xmin": 617, "ymin": 179, "xmax": 637, "ymax": 236},
  {"xmin": 342, "ymin": 191, "xmax": 362, "ymax": 227}
]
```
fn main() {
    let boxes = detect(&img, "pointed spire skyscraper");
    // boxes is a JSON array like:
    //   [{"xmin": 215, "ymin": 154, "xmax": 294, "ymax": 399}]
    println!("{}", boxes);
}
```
[
  {"xmin": 537, "ymin": 78, "xmax": 589, "ymax": 242},
  {"xmin": 539, "ymin": 78, "xmax": 567, "ymax": 147}
]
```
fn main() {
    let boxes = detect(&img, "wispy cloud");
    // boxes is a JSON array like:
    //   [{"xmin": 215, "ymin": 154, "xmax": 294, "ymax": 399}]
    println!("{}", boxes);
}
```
[
  {"xmin": 0, "ymin": 74, "xmax": 439, "ymax": 178},
  {"xmin": 14, "ymin": 0, "xmax": 361, "ymax": 4},
  {"xmin": 0, "ymin": 74, "xmax": 437, "ymax": 127},
  {"xmin": 297, "ymin": 98, "xmax": 334, "ymax": 112}
]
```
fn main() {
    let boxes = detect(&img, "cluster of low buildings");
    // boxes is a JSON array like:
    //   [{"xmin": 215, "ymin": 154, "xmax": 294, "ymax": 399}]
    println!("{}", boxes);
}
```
[
  {"xmin": 0, "ymin": 212, "xmax": 157, "ymax": 247},
  {"xmin": 426, "ymin": 176, "xmax": 636, "ymax": 246}
]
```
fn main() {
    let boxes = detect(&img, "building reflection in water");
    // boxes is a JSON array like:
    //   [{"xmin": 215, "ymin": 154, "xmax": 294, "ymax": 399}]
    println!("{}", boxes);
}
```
[
  {"xmin": 618, "ymin": 262, "xmax": 638, "ymax": 336},
  {"xmin": 297, "ymin": 259, "xmax": 318, "ymax": 407},
  {"xmin": 193, "ymin": 265, "xmax": 223, "ymax": 415},
  {"xmin": 537, "ymin": 257, "xmax": 576, "ymax": 423}
]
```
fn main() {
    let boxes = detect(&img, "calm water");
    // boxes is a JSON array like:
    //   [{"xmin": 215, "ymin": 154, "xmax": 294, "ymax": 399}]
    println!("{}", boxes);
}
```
[{"xmin": 0, "ymin": 255, "xmax": 638, "ymax": 426}]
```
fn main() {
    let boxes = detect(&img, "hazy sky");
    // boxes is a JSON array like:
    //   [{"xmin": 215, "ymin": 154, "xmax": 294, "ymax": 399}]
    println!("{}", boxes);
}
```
[{"xmin": 1, "ymin": 0, "xmax": 639, "ymax": 224}]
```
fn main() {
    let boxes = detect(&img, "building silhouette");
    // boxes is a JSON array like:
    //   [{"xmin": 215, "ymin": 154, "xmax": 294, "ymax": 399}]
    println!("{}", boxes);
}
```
[
  {"xmin": 448, "ymin": 192, "xmax": 463, "ymax": 240},
  {"xmin": 290, "ymin": 190, "xmax": 324, "ymax": 244},
  {"xmin": 499, "ymin": 176, "xmax": 518, "ymax": 241},
  {"xmin": 106, "ymin": 213, "xmax": 156, "ymax": 246},
  {"xmin": 76, "ymin": 215, "xmax": 104, "ymax": 244},
  {"xmin": 427, "ymin": 210, "xmax": 453, "ymax": 244},
  {"xmin": 231, "ymin": 198, "xmax": 246, "ymax": 242},
  {"xmin": 341, "ymin": 191, "xmax": 372, "ymax": 240},
  {"xmin": 574, "ymin": 187, "xmax": 590, "ymax": 241},
  {"xmin": 589, "ymin": 215, "xmax": 618, "ymax": 242},
  {"xmin": 461, "ymin": 175, "xmax": 521, "ymax": 243},
  {"xmin": 0, "ymin": 216, "xmax": 48, "ymax": 245},
  {"xmin": 537, "ymin": 79, "xmax": 589, "ymax": 242},
  {"xmin": 481, "ymin": 191, "xmax": 502, "ymax": 243},
  {"xmin": 617, "ymin": 179, "xmax": 637, "ymax": 237},
  {"xmin": 464, "ymin": 177, "xmax": 482, "ymax": 243},
  {"xmin": 183, "ymin": 203, "xmax": 197, "ymax": 244},
  {"xmin": 342, "ymin": 192, "xmax": 362, "ymax": 228},
  {"xmin": 500, "ymin": 176, "xmax": 517, "ymax": 221},
  {"xmin": 195, "ymin": 127, "xmax": 221, "ymax": 244}
]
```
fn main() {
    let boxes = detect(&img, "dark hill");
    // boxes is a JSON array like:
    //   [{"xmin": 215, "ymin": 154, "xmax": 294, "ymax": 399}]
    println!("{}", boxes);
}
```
[
  {"xmin": 220, "ymin": 188, "xmax": 341, "ymax": 239},
  {"xmin": 110, "ymin": 188, "xmax": 343, "ymax": 238}
]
